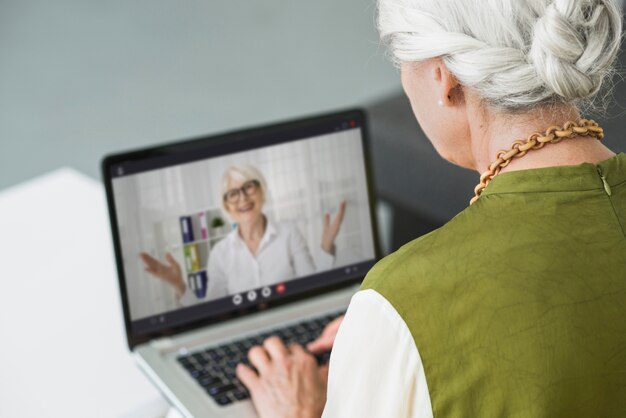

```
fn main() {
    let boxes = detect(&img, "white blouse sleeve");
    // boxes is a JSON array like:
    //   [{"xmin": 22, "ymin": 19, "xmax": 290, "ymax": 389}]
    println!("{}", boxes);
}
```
[{"xmin": 322, "ymin": 289, "xmax": 433, "ymax": 418}]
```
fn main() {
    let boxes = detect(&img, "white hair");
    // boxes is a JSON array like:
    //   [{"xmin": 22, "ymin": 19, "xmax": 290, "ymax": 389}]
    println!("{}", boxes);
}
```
[
  {"xmin": 378, "ymin": 0, "xmax": 623, "ymax": 110},
  {"xmin": 220, "ymin": 164, "xmax": 268, "ymax": 212}
]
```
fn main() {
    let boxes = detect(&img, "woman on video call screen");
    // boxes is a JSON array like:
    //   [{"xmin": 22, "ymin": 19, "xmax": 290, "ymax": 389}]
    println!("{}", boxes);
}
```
[
  {"xmin": 139, "ymin": 163, "xmax": 346, "ymax": 306},
  {"xmin": 113, "ymin": 129, "xmax": 375, "ymax": 321}
]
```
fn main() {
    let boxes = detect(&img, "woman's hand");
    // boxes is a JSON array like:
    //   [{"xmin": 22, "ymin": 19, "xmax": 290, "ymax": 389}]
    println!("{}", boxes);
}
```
[
  {"xmin": 307, "ymin": 315, "xmax": 344, "ymax": 354},
  {"xmin": 237, "ymin": 337, "xmax": 328, "ymax": 418},
  {"xmin": 139, "ymin": 252, "xmax": 186, "ymax": 297},
  {"xmin": 321, "ymin": 201, "xmax": 347, "ymax": 255}
]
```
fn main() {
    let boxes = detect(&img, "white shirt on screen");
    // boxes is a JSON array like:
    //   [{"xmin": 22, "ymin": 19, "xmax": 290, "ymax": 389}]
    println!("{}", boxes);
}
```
[
  {"xmin": 322, "ymin": 289, "xmax": 433, "ymax": 418},
  {"xmin": 179, "ymin": 218, "xmax": 334, "ymax": 305}
]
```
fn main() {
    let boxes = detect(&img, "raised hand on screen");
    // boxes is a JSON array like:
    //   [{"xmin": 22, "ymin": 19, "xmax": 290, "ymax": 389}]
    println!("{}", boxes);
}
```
[
  {"xmin": 139, "ymin": 252, "xmax": 186, "ymax": 297},
  {"xmin": 321, "ymin": 200, "xmax": 347, "ymax": 255}
]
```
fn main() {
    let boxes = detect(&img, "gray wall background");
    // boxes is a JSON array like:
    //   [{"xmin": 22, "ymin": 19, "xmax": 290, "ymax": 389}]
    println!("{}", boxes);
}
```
[
  {"xmin": 0, "ymin": 0, "xmax": 399, "ymax": 191},
  {"xmin": 2, "ymin": 1, "xmax": 625, "ymax": 245}
]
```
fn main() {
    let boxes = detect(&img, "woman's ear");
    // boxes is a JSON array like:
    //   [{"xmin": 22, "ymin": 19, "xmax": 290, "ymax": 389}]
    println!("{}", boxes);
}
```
[{"xmin": 432, "ymin": 59, "xmax": 463, "ymax": 107}]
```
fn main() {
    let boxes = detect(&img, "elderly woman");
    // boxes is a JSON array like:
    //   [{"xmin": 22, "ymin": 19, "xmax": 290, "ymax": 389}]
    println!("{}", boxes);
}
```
[
  {"xmin": 235, "ymin": 0, "xmax": 626, "ymax": 417},
  {"xmin": 141, "ymin": 164, "xmax": 346, "ymax": 304}
]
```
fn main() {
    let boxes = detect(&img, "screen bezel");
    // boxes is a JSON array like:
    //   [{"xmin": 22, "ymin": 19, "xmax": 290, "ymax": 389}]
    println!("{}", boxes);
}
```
[{"xmin": 101, "ymin": 109, "xmax": 381, "ymax": 350}]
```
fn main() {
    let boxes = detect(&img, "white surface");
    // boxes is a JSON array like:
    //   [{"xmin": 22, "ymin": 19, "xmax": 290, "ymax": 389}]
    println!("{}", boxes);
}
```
[
  {"xmin": 0, "ymin": 169, "xmax": 168, "ymax": 417},
  {"xmin": 322, "ymin": 289, "xmax": 433, "ymax": 418}
]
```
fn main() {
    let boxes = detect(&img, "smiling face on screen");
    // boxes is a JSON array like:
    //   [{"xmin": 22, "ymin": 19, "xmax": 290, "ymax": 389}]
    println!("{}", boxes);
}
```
[{"xmin": 223, "ymin": 177, "xmax": 264, "ymax": 226}]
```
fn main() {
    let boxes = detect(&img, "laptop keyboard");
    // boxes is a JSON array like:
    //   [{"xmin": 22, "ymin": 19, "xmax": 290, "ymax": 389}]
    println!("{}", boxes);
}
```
[{"xmin": 176, "ymin": 310, "xmax": 343, "ymax": 407}]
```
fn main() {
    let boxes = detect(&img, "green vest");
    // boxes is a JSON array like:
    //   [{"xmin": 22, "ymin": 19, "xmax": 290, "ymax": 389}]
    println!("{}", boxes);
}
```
[{"xmin": 362, "ymin": 153, "xmax": 626, "ymax": 417}]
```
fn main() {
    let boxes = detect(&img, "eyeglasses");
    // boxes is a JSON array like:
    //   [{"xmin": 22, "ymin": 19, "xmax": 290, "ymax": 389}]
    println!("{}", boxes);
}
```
[{"xmin": 223, "ymin": 179, "xmax": 260, "ymax": 204}]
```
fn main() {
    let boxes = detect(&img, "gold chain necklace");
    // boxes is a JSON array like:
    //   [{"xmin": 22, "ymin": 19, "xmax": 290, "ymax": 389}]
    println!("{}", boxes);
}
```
[{"xmin": 470, "ymin": 119, "xmax": 604, "ymax": 205}]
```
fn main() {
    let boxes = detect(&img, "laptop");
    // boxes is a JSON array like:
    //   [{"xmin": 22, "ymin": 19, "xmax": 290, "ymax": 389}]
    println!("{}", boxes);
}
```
[{"xmin": 102, "ymin": 109, "xmax": 381, "ymax": 417}]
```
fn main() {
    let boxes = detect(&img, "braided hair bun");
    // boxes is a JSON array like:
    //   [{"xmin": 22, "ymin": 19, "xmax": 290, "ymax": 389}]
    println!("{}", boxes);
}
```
[
  {"xmin": 530, "ymin": 0, "xmax": 622, "ymax": 101},
  {"xmin": 378, "ymin": 0, "xmax": 623, "ymax": 110}
]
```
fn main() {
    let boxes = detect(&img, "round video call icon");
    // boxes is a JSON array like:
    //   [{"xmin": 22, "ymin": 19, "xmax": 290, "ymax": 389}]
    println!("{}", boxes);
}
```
[
  {"xmin": 232, "ymin": 294, "xmax": 243, "ymax": 305},
  {"xmin": 261, "ymin": 286, "xmax": 272, "ymax": 298},
  {"xmin": 247, "ymin": 290, "xmax": 257, "ymax": 302}
]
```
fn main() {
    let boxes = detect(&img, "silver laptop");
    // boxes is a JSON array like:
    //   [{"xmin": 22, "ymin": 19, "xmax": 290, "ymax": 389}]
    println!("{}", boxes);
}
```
[{"xmin": 102, "ymin": 109, "xmax": 381, "ymax": 417}]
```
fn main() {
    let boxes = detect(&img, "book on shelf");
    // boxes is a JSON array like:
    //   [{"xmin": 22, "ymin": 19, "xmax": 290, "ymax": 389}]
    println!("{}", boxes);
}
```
[
  {"xmin": 190, "ymin": 244, "xmax": 200, "ymax": 271},
  {"xmin": 180, "ymin": 216, "xmax": 194, "ymax": 243},
  {"xmin": 199, "ymin": 212, "xmax": 208, "ymax": 240},
  {"xmin": 188, "ymin": 271, "xmax": 208, "ymax": 299},
  {"xmin": 183, "ymin": 246, "xmax": 192, "ymax": 271},
  {"xmin": 183, "ymin": 244, "xmax": 201, "ymax": 272}
]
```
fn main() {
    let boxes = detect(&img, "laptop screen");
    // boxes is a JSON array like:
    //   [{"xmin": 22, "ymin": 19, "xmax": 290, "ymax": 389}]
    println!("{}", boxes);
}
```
[{"xmin": 104, "ymin": 110, "xmax": 378, "ymax": 342}]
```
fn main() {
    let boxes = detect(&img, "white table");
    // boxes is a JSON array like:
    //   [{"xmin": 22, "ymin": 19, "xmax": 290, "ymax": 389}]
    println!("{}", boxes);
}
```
[{"xmin": 0, "ymin": 169, "xmax": 169, "ymax": 417}]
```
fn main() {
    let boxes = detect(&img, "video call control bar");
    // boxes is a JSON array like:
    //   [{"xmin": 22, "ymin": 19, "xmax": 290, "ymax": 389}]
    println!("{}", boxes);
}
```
[{"xmin": 131, "ymin": 260, "xmax": 374, "ymax": 336}]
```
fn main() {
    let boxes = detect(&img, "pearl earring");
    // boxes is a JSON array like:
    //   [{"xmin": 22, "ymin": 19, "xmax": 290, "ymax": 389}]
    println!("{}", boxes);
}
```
[{"xmin": 437, "ymin": 99, "xmax": 444, "ymax": 107}]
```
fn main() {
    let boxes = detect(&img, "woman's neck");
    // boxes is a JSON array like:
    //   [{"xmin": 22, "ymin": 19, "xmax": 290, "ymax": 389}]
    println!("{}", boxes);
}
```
[
  {"xmin": 238, "ymin": 215, "xmax": 266, "ymax": 244},
  {"xmin": 469, "ymin": 104, "xmax": 615, "ymax": 174}
]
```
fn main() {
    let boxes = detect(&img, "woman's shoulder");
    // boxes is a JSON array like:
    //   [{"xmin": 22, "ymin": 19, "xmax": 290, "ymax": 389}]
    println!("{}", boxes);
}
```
[
  {"xmin": 210, "ymin": 227, "xmax": 239, "ymax": 256},
  {"xmin": 361, "ymin": 204, "xmax": 483, "ymax": 295},
  {"xmin": 269, "ymin": 220, "xmax": 304, "ymax": 241},
  {"xmin": 272, "ymin": 219, "xmax": 297, "ymax": 231}
]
